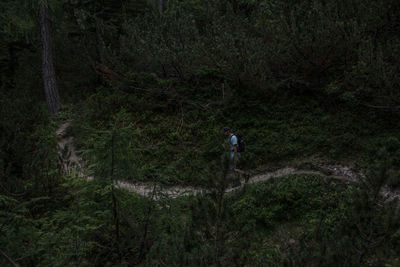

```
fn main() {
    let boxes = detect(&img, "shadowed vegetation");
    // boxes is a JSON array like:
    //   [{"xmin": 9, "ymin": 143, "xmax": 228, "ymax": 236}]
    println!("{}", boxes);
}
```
[{"xmin": 1, "ymin": 0, "xmax": 399, "ymax": 265}]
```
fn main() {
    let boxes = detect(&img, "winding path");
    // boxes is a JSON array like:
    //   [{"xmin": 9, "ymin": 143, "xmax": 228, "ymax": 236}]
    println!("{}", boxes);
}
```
[{"xmin": 56, "ymin": 120, "xmax": 400, "ymax": 201}]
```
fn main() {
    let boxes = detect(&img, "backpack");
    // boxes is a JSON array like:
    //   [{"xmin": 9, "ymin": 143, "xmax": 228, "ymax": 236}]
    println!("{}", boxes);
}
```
[{"xmin": 231, "ymin": 133, "xmax": 245, "ymax": 152}]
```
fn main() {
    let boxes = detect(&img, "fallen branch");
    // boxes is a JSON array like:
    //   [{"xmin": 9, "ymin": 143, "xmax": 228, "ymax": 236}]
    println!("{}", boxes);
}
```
[{"xmin": 363, "ymin": 103, "xmax": 400, "ymax": 110}]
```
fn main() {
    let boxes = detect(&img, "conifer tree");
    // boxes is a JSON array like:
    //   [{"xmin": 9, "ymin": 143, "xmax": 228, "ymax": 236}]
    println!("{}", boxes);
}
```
[{"xmin": 39, "ymin": 0, "xmax": 60, "ymax": 116}]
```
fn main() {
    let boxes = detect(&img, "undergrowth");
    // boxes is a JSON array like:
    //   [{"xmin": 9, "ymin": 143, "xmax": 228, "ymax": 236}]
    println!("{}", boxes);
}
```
[{"xmin": 71, "ymin": 83, "xmax": 400, "ymax": 186}]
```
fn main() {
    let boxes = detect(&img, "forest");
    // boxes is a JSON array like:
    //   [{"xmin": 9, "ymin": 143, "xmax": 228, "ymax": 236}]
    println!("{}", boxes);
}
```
[{"xmin": 1, "ymin": 0, "xmax": 400, "ymax": 266}]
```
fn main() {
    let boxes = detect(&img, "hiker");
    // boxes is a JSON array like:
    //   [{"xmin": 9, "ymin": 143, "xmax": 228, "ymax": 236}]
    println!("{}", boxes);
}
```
[{"xmin": 223, "ymin": 127, "xmax": 251, "ymax": 183}]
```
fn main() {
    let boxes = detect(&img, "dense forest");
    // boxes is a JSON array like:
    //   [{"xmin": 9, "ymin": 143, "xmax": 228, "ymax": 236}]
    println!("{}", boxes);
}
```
[{"xmin": 1, "ymin": 0, "xmax": 400, "ymax": 266}]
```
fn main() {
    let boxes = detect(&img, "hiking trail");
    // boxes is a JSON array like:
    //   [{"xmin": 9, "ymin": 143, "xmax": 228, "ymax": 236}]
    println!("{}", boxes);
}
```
[{"xmin": 57, "ymin": 120, "xmax": 400, "ymax": 201}]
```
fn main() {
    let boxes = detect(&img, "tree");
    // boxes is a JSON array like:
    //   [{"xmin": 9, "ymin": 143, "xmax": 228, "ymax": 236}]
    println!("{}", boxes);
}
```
[
  {"xmin": 157, "ymin": 0, "xmax": 163, "ymax": 13},
  {"xmin": 39, "ymin": 0, "xmax": 60, "ymax": 116}
]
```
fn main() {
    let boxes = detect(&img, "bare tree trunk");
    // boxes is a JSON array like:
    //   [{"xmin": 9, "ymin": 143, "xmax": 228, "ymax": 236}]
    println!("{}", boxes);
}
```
[
  {"xmin": 138, "ymin": 184, "xmax": 156, "ymax": 263},
  {"xmin": 110, "ymin": 132, "xmax": 120, "ymax": 260},
  {"xmin": 39, "ymin": 0, "xmax": 60, "ymax": 116},
  {"xmin": 214, "ymin": 191, "xmax": 223, "ymax": 266},
  {"xmin": 7, "ymin": 43, "xmax": 17, "ymax": 88},
  {"xmin": 157, "ymin": 0, "xmax": 163, "ymax": 13},
  {"xmin": 96, "ymin": 19, "xmax": 105, "ymax": 65}
]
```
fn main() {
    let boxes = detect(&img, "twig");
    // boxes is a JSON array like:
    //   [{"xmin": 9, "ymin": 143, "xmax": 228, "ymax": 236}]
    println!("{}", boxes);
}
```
[
  {"xmin": 0, "ymin": 248, "xmax": 18, "ymax": 267},
  {"xmin": 363, "ymin": 103, "xmax": 400, "ymax": 110},
  {"xmin": 0, "ymin": 183, "xmax": 26, "ymax": 197}
]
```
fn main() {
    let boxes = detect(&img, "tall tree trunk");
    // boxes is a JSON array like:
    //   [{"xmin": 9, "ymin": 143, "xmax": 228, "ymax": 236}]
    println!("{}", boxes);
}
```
[
  {"xmin": 95, "ymin": 19, "xmax": 105, "ymax": 65},
  {"xmin": 157, "ymin": 0, "xmax": 163, "ymax": 13},
  {"xmin": 39, "ymin": 0, "xmax": 60, "ymax": 116},
  {"xmin": 7, "ymin": 43, "xmax": 17, "ymax": 88},
  {"xmin": 110, "ymin": 132, "xmax": 120, "ymax": 258}
]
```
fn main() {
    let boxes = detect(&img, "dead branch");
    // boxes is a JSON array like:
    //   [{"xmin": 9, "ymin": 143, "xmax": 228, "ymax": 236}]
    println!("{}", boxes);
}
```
[
  {"xmin": 95, "ymin": 62, "xmax": 123, "ymax": 82},
  {"xmin": 0, "ymin": 248, "xmax": 18, "ymax": 267},
  {"xmin": 363, "ymin": 103, "xmax": 400, "ymax": 110}
]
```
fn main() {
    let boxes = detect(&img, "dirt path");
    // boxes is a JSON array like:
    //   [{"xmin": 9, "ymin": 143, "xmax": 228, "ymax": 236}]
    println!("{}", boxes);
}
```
[{"xmin": 57, "ymin": 120, "xmax": 400, "ymax": 201}]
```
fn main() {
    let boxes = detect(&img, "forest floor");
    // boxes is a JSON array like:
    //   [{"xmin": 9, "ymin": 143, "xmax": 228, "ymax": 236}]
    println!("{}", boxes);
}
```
[{"xmin": 57, "ymin": 120, "xmax": 400, "ymax": 201}]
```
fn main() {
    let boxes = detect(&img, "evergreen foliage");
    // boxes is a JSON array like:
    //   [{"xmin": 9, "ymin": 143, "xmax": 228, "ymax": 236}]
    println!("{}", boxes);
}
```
[{"xmin": 1, "ymin": 0, "xmax": 399, "ymax": 265}]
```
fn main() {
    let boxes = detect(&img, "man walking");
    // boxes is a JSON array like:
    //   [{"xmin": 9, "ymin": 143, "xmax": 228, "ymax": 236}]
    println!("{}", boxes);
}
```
[{"xmin": 223, "ymin": 127, "xmax": 251, "ymax": 183}]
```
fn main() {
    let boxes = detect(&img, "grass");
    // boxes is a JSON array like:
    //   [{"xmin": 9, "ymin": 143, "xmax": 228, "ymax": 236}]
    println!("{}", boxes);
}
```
[{"xmin": 69, "ymin": 84, "xmax": 400, "ymax": 186}]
